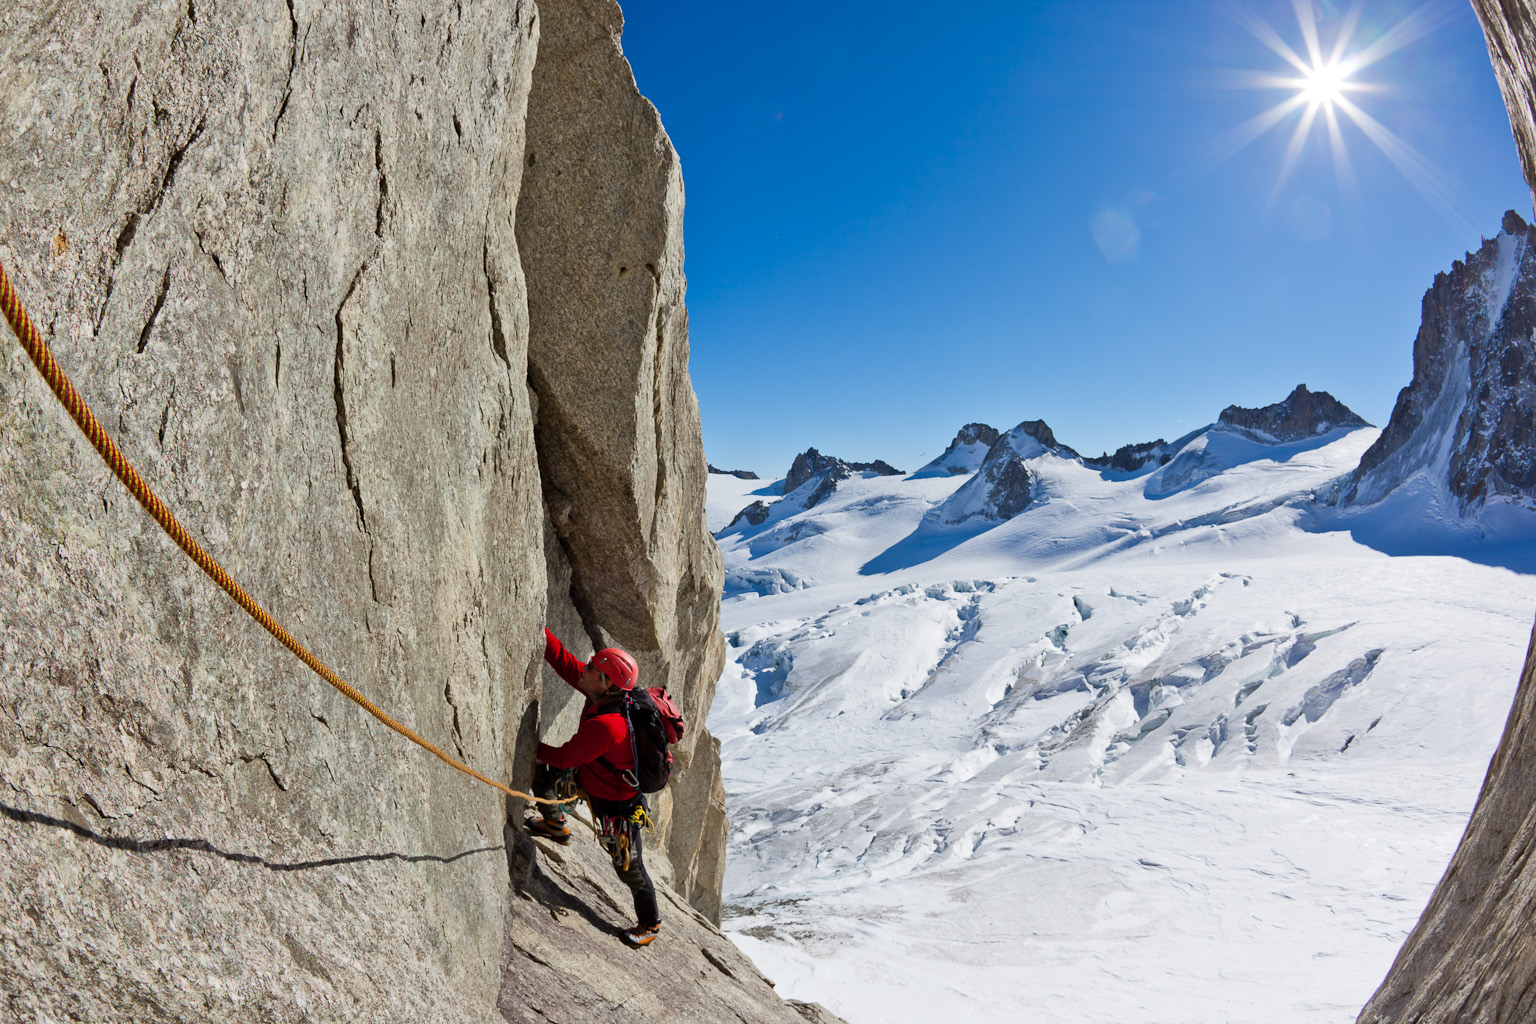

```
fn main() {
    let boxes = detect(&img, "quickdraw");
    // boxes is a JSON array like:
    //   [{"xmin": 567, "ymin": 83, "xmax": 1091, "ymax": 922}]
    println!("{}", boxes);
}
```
[{"xmin": 600, "ymin": 803, "xmax": 654, "ymax": 872}]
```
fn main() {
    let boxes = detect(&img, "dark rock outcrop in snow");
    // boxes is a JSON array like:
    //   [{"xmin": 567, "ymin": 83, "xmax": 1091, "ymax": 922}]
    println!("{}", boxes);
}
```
[
  {"xmin": 726, "ymin": 500, "xmax": 773, "ymax": 529},
  {"xmin": 784, "ymin": 447, "xmax": 902, "ymax": 494},
  {"xmin": 1218, "ymin": 384, "xmax": 1368, "ymax": 443},
  {"xmin": 0, "ymin": 1, "xmax": 838, "ymax": 1021},
  {"xmin": 951, "ymin": 422, "xmax": 1002, "ymax": 450},
  {"xmin": 1086, "ymin": 439, "xmax": 1173, "ymax": 472},
  {"xmin": 1356, "ymin": 5, "xmax": 1536, "ymax": 1020},
  {"xmin": 1332, "ymin": 211, "xmax": 1536, "ymax": 512},
  {"xmin": 709, "ymin": 464, "xmax": 760, "ymax": 480}
]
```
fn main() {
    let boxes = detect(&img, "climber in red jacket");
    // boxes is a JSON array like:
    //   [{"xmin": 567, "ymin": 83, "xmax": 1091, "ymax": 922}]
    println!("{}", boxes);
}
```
[{"xmin": 528, "ymin": 628, "xmax": 661, "ymax": 947}]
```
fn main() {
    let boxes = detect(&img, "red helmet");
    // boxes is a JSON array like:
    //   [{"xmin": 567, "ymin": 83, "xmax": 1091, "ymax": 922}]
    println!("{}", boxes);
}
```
[{"xmin": 588, "ymin": 647, "xmax": 638, "ymax": 691}]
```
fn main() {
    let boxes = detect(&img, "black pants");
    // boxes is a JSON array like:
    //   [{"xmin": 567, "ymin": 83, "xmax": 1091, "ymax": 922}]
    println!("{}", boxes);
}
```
[{"xmin": 533, "ymin": 763, "xmax": 660, "ymax": 929}]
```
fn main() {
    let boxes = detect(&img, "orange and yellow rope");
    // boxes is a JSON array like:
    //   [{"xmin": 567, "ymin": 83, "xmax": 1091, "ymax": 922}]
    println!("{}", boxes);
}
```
[{"xmin": 0, "ymin": 259, "xmax": 561, "ymax": 807}]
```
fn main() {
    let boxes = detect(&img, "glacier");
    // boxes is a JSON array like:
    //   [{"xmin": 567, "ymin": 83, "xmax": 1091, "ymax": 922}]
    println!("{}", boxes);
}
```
[{"xmin": 705, "ymin": 424, "xmax": 1536, "ymax": 1024}]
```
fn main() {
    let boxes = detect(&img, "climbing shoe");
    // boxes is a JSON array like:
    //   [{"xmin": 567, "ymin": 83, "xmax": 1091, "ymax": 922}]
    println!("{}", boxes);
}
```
[
  {"xmin": 622, "ymin": 924, "xmax": 660, "ymax": 948},
  {"xmin": 526, "ymin": 816, "xmax": 571, "ymax": 845}
]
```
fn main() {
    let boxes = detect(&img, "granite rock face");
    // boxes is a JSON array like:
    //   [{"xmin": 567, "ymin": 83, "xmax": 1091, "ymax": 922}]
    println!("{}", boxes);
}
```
[
  {"xmin": 0, "ymin": 1, "xmax": 817, "ymax": 1021},
  {"xmin": 516, "ymin": 0, "xmax": 728, "ymax": 921},
  {"xmin": 1219, "ymin": 384, "xmax": 1367, "ymax": 443},
  {"xmin": 502, "ymin": 824, "xmax": 842, "ymax": 1024},
  {"xmin": 1333, "ymin": 213, "xmax": 1536, "ymax": 512}
]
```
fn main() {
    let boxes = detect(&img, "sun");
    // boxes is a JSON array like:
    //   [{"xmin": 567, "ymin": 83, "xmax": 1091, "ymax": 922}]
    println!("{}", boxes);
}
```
[
  {"xmin": 1298, "ymin": 58, "xmax": 1353, "ymax": 108},
  {"xmin": 1207, "ymin": 1, "xmax": 1469, "ymax": 226}
]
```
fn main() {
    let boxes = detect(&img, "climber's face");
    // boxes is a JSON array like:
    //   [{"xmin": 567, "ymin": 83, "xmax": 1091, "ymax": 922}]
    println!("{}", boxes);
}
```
[{"xmin": 577, "ymin": 663, "xmax": 614, "ymax": 700}]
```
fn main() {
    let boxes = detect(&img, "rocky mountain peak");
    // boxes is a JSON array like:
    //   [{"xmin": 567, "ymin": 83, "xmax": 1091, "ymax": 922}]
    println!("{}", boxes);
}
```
[
  {"xmin": 912, "ymin": 423, "xmax": 1001, "ymax": 478},
  {"xmin": 948, "ymin": 422, "xmax": 1001, "ymax": 450},
  {"xmin": 1334, "ymin": 210, "xmax": 1536, "ymax": 511},
  {"xmin": 1218, "ymin": 384, "xmax": 1369, "ymax": 442},
  {"xmin": 931, "ymin": 418, "xmax": 1078, "ymax": 524},
  {"xmin": 1004, "ymin": 419, "xmax": 1066, "ymax": 452},
  {"xmin": 784, "ymin": 448, "xmax": 901, "ymax": 496}
]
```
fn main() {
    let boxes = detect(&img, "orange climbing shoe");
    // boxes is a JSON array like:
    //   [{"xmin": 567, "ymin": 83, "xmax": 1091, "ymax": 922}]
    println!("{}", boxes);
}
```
[
  {"xmin": 622, "ymin": 924, "xmax": 660, "ymax": 948},
  {"xmin": 526, "ymin": 816, "xmax": 571, "ymax": 845}
]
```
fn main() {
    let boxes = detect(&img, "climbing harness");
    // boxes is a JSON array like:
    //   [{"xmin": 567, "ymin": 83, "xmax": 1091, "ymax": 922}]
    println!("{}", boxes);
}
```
[
  {"xmin": 0, "ymin": 260, "xmax": 567, "ymax": 808},
  {"xmin": 599, "ymin": 803, "xmax": 654, "ymax": 872}
]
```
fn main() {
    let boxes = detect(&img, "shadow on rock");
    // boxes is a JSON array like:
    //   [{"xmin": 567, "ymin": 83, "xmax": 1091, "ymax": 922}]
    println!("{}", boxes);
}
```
[
  {"xmin": 0, "ymin": 800, "xmax": 503, "ymax": 871},
  {"xmin": 505, "ymin": 820, "xmax": 626, "ymax": 940}
]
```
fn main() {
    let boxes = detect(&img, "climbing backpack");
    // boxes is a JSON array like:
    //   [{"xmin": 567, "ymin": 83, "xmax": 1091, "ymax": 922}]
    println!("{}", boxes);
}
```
[{"xmin": 598, "ymin": 686, "xmax": 686, "ymax": 794}]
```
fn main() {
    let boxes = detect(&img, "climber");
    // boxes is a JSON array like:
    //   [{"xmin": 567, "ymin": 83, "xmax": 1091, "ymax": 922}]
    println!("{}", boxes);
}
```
[{"xmin": 527, "ymin": 628, "xmax": 662, "ymax": 948}]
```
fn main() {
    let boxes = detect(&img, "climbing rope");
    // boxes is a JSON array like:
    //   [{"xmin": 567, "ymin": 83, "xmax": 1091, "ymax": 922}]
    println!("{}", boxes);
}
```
[{"xmin": 0, "ymin": 259, "xmax": 563, "ymax": 807}]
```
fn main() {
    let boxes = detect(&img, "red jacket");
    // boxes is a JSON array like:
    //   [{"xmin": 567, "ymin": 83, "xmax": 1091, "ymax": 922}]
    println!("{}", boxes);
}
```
[{"xmin": 536, "ymin": 629, "xmax": 639, "ymax": 802}]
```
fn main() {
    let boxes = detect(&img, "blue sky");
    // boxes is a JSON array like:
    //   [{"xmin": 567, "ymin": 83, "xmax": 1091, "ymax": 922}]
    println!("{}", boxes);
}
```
[{"xmin": 620, "ymin": 1, "xmax": 1530, "ymax": 478}]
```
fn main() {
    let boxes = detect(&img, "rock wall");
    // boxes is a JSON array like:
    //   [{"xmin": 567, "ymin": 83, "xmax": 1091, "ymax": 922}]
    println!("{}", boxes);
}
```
[
  {"xmin": 1358, "ymin": 4, "xmax": 1536, "ymax": 1021},
  {"xmin": 516, "ymin": 0, "xmax": 728, "ymax": 919},
  {"xmin": 0, "ymin": 1, "xmax": 816, "ymax": 1021}
]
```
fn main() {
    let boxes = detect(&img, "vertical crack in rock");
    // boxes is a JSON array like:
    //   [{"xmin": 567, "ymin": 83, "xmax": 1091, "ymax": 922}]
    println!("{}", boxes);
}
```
[
  {"xmin": 95, "ymin": 119, "xmax": 203, "ymax": 337},
  {"xmin": 273, "ymin": 0, "xmax": 299, "ymax": 142},
  {"xmin": 484, "ymin": 236, "xmax": 509, "ymax": 368},
  {"xmin": 157, "ymin": 398, "xmax": 172, "ymax": 450},
  {"xmin": 150, "ymin": 120, "xmax": 205, "ymax": 217},
  {"xmin": 115, "ymin": 213, "xmax": 141, "ymax": 259},
  {"xmin": 374, "ymin": 130, "xmax": 388, "ymax": 237},
  {"xmin": 333, "ymin": 261, "xmax": 371, "ymax": 538},
  {"xmin": 136, "ymin": 265, "xmax": 171, "ymax": 353},
  {"xmin": 444, "ymin": 680, "xmax": 465, "ymax": 759},
  {"xmin": 651, "ymin": 305, "xmax": 669, "ymax": 520}
]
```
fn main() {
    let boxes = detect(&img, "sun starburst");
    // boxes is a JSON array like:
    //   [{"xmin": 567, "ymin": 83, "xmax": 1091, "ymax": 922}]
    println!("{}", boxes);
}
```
[{"xmin": 1207, "ymin": 0, "xmax": 1471, "ymax": 228}]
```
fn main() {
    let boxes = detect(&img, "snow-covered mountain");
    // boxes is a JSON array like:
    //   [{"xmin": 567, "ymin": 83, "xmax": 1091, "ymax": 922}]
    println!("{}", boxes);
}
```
[
  {"xmin": 705, "ymin": 374, "xmax": 1536, "ymax": 1022},
  {"xmin": 930, "ymin": 419, "xmax": 1080, "ymax": 525}
]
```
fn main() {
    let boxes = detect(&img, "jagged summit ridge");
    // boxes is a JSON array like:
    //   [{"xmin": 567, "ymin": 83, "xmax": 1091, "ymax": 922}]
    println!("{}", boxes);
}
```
[
  {"xmin": 1085, "ymin": 439, "xmax": 1174, "ymax": 472},
  {"xmin": 784, "ymin": 447, "xmax": 901, "ymax": 494},
  {"xmin": 1334, "ymin": 210, "xmax": 1536, "ymax": 512},
  {"xmin": 1219, "ymin": 384, "xmax": 1369, "ymax": 443}
]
